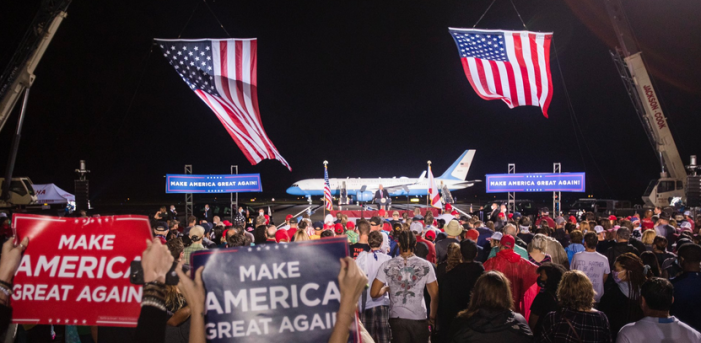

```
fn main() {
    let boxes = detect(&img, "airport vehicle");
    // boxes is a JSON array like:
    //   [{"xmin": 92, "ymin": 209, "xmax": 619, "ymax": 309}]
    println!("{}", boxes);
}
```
[
  {"xmin": 286, "ymin": 150, "xmax": 479, "ymax": 202},
  {"xmin": 0, "ymin": 177, "xmax": 38, "ymax": 208},
  {"xmin": 604, "ymin": 0, "xmax": 696, "ymax": 207}
]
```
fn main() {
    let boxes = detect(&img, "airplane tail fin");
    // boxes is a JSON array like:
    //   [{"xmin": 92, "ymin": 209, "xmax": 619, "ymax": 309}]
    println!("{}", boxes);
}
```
[
  {"xmin": 417, "ymin": 171, "xmax": 426, "ymax": 182},
  {"xmin": 439, "ymin": 150, "xmax": 476, "ymax": 181}
]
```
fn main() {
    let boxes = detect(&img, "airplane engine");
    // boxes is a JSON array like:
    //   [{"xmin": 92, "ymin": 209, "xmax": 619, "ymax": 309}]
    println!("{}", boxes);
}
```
[{"xmin": 355, "ymin": 191, "xmax": 374, "ymax": 202}]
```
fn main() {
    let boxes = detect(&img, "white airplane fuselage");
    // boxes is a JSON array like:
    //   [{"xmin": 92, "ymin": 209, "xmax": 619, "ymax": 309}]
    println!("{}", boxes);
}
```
[{"xmin": 286, "ymin": 150, "xmax": 477, "ymax": 201}]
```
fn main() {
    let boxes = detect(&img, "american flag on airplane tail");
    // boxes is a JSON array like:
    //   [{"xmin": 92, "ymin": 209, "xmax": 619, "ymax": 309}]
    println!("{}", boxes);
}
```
[
  {"xmin": 449, "ymin": 28, "xmax": 554, "ymax": 118},
  {"xmin": 324, "ymin": 165, "xmax": 333, "ymax": 211},
  {"xmin": 155, "ymin": 38, "xmax": 291, "ymax": 170}
]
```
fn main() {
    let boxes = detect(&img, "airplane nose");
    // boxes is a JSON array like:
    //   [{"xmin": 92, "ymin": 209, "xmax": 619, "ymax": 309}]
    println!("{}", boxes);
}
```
[{"xmin": 286, "ymin": 186, "xmax": 303, "ymax": 195}]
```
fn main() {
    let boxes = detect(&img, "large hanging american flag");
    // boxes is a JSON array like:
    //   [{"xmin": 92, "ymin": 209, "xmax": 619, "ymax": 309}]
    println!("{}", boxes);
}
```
[
  {"xmin": 323, "ymin": 163, "xmax": 333, "ymax": 211},
  {"xmin": 449, "ymin": 28, "xmax": 554, "ymax": 118},
  {"xmin": 155, "ymin": 38, "xmax": 291, "ymax": 170}
]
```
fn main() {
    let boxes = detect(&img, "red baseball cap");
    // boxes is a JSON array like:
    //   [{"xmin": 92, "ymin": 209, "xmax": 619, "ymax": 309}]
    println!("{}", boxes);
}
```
[
  {"xmin": 334, "ymin": 223, "xmax": 345, "ymax": 234},
  {"xmin": 451, "ymin": 210, "xmax": 459, "ymax": 216},
  {"xmin": 425, "ymin": 230, "xmax": 436, "ymax": 241},
  {"xmin": 466, "ymin": 229, "xmax": 479, "ymax": 241},
  {"xmin": 507, "ymin": 213, "xmax": 514, "ymax": 219},
  {"xmin": 609, "ymin": 215, "xmax": 617, "ymax": 221},
  {"xmin": 285, "ymin": 214, "xmax": 293, "ymax": 221},
  {"xmin": 346, "ymin": 221, "xmax": 355, "ymax": 229},
  {"xmin": 498, "ymin": 212, "xmax": 505, "ymax": 218},
  {"xmin": 569, "ymin": 216, "xmax": 577, "ymax": 223},
  {"xmin": 378, "ymin": 209, "xmax": 386, "ymax": 216},
  {"xmin": 275, "ymin": 230, "xmax": 289, "ymax": 243},
  {"xmin": 501, "ymin": 234, "xmax": 515, "ymax": 249},
  {"xmin": 445, "ymin": 203, "xmax": 453, "ymax": 211}
]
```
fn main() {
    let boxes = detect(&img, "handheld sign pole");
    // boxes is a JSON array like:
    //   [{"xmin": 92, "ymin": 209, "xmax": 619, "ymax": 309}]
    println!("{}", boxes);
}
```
[{"xmin": 191, "ymin": 237, "xmax": 359, "ymax": 342}]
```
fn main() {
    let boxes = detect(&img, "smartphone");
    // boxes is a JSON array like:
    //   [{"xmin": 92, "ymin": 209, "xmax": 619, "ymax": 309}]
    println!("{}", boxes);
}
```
[{"xmin": 129, "ymin": 261, "xmax": 185, "ymax": 285}]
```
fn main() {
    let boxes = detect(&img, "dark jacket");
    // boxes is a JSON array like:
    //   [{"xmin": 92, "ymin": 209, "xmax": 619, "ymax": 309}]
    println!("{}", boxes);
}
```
[
  {"xmin": 605, "ymin": 242, "xmax": 640, "ymax": 269},
  {"xmin": 437, "ymin": 262, "xmax": 485, "ymax": 342},
  {"xmin": 627, "ymin": 237, "xmax": 646, "ymax": 256},
  {"xmin": 598, "ymin": 282, "xmax": 643, "ymax": 340},
  {"xmin": 448, "ymin": 309, "xmax": 533, "ymax": 343}
]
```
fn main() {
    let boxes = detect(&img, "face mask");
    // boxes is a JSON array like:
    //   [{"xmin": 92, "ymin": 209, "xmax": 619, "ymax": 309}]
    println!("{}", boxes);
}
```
[
  {"xmin": 537, "ymin": 278, "xmax": 546, "ymax": 288},
  {"xmin": 613, "ymin": 270, "xmax": 626, "ymax": 284}
]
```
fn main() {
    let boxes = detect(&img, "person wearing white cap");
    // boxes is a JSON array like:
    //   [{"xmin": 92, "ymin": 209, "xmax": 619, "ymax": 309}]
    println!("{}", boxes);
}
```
[
  {"xmin": 683, "ymin": 211, "xmax": 695, "ymax": 231},
  {"xmin": 487, "ymin": 228, "xmax": 529, "ymax": 260}
]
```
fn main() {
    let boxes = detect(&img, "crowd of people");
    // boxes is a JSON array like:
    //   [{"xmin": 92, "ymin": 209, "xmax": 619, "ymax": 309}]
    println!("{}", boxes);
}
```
[{"xmin": 0, "ymin": 203, "xmax": 699, "ymax": 343}]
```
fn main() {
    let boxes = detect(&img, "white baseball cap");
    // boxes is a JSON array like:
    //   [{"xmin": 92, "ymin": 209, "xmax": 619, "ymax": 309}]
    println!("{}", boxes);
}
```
[
  {"xmin": 594, "ymin": 225, "xmax": 605, "ymax": 234},
  {"xmin": 489, "ymin": 231, "xmax": 503, "ymax": 241}
]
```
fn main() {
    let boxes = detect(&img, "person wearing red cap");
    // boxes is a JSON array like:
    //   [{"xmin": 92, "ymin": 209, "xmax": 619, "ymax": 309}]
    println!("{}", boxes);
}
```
[
  {"xmin": 279, "ymin": 214, "xmax": 293, "ymax": 230},
  {"xmin": 465, "ymin": 228, "xmax": 487, "ymax": 262},
  {"xmin": 483, "ymin": 234, "xmax": 538, "ymax": 315},
  {"xmin": 445, "ymin": 203, "xmax": 453, "ymax": 213},
  {"xmin": 275, "ymin": 229, "xmax": 289, "ymax": 243},
  {"xmin": 286, "ymin": 218, "xmax": 298, "ymax": 241},
  {"xmin": 334, "ymin": 223, "xmax": 346, "ymax": 237},
  {"xmin": 425, "ymin": 230, "xmax": 436, "ymax": 242}
]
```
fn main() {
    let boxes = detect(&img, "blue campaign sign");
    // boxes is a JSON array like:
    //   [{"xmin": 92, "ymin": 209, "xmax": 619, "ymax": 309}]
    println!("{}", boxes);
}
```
[
  {"xmin": 485, "ymin": 172, "xmax": 586, "ymax": 193},
  {"xmin": 165, "ymin": 174, "xmax": 262, "ymax": 193},
  {"xmin": 191, "ymin": 237, "xmax": 357, "ymax": 343}
]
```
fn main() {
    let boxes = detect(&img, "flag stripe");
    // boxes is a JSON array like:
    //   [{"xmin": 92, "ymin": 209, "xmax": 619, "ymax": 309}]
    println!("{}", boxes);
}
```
[
  {"xmin": 540, "ymin": 35, "xmax": 554, "ymax": 117},
  {"xmin": 528, "ymin": 33, "xmax": 543, "ymax": 107},
  {"xmin": 449, "ymin": 28, "xmax": 553, "ymax": 117},
  {"xmin": 503, "ymin": 32, "xmax": 526, "ymax": 106},
  {"xmin": 195, "ymin": 90, "xmax": 262, "ymax": 163},
  {"xmin": 155, "ymin": 38, "xmax": 291, "ymax": 170}
]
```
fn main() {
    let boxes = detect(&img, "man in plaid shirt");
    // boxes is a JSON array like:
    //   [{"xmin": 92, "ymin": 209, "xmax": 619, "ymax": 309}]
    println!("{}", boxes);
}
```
[{"xmin": 356, "ymin": 231, "xmax": 392, "ymax": 343}]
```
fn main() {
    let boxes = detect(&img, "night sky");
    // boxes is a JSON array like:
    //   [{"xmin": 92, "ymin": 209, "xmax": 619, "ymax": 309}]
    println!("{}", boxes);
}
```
[{"xmin": 1, "ymin": 0, "xmax": 700, "ymax": 205}]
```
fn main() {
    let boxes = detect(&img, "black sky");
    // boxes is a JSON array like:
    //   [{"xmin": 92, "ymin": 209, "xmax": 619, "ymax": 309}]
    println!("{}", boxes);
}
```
[{"xmin": 1, "ymin": 0, "xmax": 700, "ymax": 204}]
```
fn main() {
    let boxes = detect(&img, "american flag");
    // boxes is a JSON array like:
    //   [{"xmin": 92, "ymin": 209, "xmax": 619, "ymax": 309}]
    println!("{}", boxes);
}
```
[
  {"xmin": 449, "ymin": 28, "xmax": 554, "ymax": 118},
  {"xmin": 324, "ymin": 164, "xmax": 333, "ymax": 211},
  {"xmin": 155, "ymin": 38, "xmax": 291, "ymax": 170}
]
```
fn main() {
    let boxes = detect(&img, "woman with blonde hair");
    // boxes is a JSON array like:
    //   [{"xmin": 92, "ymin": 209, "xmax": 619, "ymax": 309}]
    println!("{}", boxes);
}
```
[
  {"xmin": 528, "ymin": 234, "xmax": 553, "ymax": 266},
  {"xmin": 641, "ymin": 230, "xmax": 656, "ymax": 251},
  {"xmin": 437, "ymin": 243, "xmax": 462, "ymax": 280},
  {"xmin": 448, "ymin": 271, "xmax": 533, "ymax": 342},
  {"xmin": 293, "ymin": 229, "xmax": 310, "ymax": 242},
  {"xmin": 535, "ymin": 270, "xmax": 612, "ymax": 342}
]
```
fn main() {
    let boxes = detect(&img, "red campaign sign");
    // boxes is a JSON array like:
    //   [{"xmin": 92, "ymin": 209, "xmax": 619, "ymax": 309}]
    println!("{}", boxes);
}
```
[{"xmin": 11, "ymin": 214, "xmax": 153, "ymax": 327}]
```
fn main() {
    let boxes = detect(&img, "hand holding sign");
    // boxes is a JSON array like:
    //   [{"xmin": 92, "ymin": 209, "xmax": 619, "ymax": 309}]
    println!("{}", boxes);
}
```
[
  {"xmin": 0, "ymin": 236, "xmax": 28, "ymax": 283},
  {"xmin": 141, "ymin": 239, "xmax": 173, "ymax": 284}
]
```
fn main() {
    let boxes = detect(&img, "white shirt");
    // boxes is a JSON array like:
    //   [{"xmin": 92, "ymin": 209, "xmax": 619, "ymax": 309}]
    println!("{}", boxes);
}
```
[
  {"xmin": 571, "ymin": 251, "xmax": 610, "ymax": 303},
  {"xmin": 377, "ymin": 230, "xmax": 390, "ymax": 254},
  {"xmin": 356, "ymin": 250, "xmax": 392, "ymax": 310},
  {"xmin": 617, "ymin": 316, "xmax": 701, "ymax": 343},
  {"xmin": 375, "ymin": 255, "xmax": 437, "ymax": 320}
]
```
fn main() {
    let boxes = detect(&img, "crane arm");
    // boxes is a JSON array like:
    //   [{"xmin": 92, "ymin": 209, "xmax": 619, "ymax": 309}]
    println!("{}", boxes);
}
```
[
  {"xmin": 604, "ymin": 0, "xmax": 686, "ymax": 181},
  {"xmin": 0, "ymin": 0, "xmax": 71, "ymax": 133}
]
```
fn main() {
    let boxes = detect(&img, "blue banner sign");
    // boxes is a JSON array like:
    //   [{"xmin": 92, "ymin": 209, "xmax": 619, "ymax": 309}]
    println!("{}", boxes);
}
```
[
  {"xmin": 191, "ymin": 237, "xmax": 356, "ymax": 343},
  {"xmin": 166, "ymin": 174, "xmax": 262, "ymax": 193},
  {"xmin": 485, "ymin": 172, "xmax": 585, "ymax": 193}
]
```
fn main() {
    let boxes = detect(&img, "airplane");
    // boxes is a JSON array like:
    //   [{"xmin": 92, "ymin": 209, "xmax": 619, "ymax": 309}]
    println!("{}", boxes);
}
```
[{"xmin": 286, "ymin": 150, "xmax": 479, "ymax": 202}]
